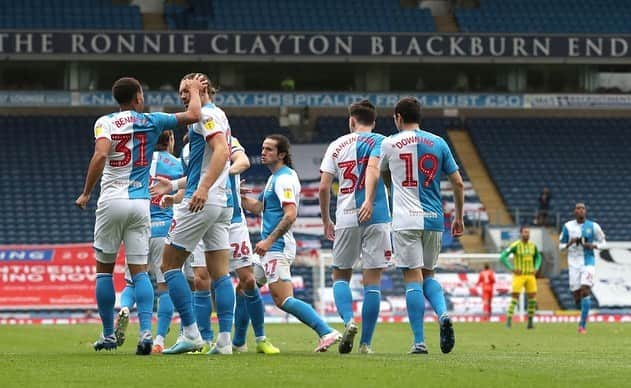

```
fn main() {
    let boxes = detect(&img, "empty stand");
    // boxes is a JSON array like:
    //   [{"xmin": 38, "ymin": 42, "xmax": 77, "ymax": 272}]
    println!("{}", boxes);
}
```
[
  {"xmin": 457, "ymin": 0, "xmax": 631, "ymax": 33},
  {"xmin": 0, "ymin": 0, "xmax": 142, "ymax": 30},
  {"xmin": 468, "ymin": 118, "xmax": 631, "ymax": 241},
  {"xmin": 166, "ymin": 0, "xmax": 436, "ymax": 32}
]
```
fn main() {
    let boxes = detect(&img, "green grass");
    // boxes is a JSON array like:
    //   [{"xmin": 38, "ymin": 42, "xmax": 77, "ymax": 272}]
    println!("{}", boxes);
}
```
[{"xmin": 1, "ymin": 322, "xmax": 630, "ymax": 387}]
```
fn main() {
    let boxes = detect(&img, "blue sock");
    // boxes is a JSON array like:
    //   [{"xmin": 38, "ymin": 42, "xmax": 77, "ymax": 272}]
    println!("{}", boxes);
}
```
[
  {"xmin": 132, "ymin": 272, "xmax": 154, "ymax": 334},
  {"xmin": 193, "ymin": 290, "xmax": 213, "ymax": 341},
  {"xmin": 233, "ymin": 293, "xmax": 250, "ymax": 347},
  {"xmin": 164, "ymin": 269, "xmax": 195, "ymax": 327},
  {"xmin": 360, "ymin": 285, "xmax": 381, "ymax": 346},
  {"xmin": 96, "ymin": 273, "xmax": 115, "ymax": 337},
  {"xmin": 282, "ymin": 297, "xmax": 332, "ymax": 337},
  {"xmin": 580, "ymin": 296, "xmax": 591, "ymax": 329},
  {"xmin": 423, "ymin": 277, "xmax": 448, "ymax": 322},
  {"xmin": 213, "ymin": 275, "xmax": 235, "ymax": 334},
  {"xmin": 156, "ymin": 291, "xmax": 174, "ymax": 338},
  {"xmin": 406, "ymin": 282, "xmax": 425, "ymax": 344},
  {"xmin": 244, "ymin": 287, "xmax": 265, "ymax": 338},
  {"xmin": 333, "ymin": 280, "xmax": 354, "ymax": 325},
  {"xmin": 120, "ymin": 283, "xmax": 136, "ymax": 310}
]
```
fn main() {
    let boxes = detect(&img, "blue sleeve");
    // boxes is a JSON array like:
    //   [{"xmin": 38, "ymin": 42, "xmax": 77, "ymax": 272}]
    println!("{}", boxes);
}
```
[
  {"xmin": 370, "ymin": 135, "xmax": 383, "ymax": 158},
  {"xmin": 442, "ymin": 141, "xmax": 458, "ymax": 175},
  {"xmin": 560, "ymin": 225, "xmax": 569, "ymax": 244},
  {"xmin": 150, "ymin": 112, "xmax": 178, "ymax": 131},
  {"xmin": 258, "ymin": 192, "xmax": 264, "ymax": 202}
]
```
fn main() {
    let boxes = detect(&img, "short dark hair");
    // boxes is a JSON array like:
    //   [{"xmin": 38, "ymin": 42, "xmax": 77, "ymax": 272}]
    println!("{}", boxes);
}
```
[
  {"xmin": 266, "ymin": 134, "xmax": 293, "ymax": 168},
  {"xmin": 394, "ymin": 97, "xmax": 422, "ymax": 124},
  {"xmin": 112, "ymin": 77, "xmax": 141, "ymax": 105},
  {"xmin": 155, "ymin": 130, "xmax": 174, "ymax": 152},
  {"xmin": 349, "ymin": 99, "xmax": 377, "ymax": 126}
]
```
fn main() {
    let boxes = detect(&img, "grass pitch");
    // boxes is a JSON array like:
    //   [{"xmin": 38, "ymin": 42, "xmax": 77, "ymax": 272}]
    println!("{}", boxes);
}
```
[{"xmin": 1, "ymin": 322, "xmax": 630, "ymax": 387}]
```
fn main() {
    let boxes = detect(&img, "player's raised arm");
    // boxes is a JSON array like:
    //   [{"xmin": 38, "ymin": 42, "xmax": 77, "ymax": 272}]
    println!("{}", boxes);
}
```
[
  {"xmin": 318, "ymin": 171, "xmax": 335, "ymax": 241},
  {"xmin": 448, "ymin": 170, "xmax": 465, "ymax": 237},
  {"xmin": 189, "ymin": 132, "xmax": 230, "ymax": 212}
]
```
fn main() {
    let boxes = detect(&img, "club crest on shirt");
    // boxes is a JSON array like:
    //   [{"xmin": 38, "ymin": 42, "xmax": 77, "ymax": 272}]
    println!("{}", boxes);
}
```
[{"xmin": 203, "ymin": 117, "xmax": 215, "ymax": 131}]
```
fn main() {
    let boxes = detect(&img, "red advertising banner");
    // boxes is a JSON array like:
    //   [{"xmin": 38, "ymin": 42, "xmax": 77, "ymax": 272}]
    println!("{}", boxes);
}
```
[{"xmin": 0, "ymin": 243, "xmax": 126, "ymax": 309}]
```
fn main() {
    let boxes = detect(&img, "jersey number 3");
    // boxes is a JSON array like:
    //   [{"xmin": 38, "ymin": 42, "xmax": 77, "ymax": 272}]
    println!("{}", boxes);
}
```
[
  {"xmin": 338, "ymin": 157, "xmax": 369, "ymax": 194},
  {"xmin": 400, "ymin": 153, "xmax": 438, "ymax": 188},
  {"xmin": 110, "ymin": 133, "xmax": 148, "ymax": 167}
]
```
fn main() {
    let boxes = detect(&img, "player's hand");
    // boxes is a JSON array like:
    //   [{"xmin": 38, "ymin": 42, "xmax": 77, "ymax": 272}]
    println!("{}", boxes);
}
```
[
  {"xmin": 150, "ymin": 176, "xmax": 173, "ymax": 197},
  {"xmin": 513, "ymin": 269, "xmax": 522, "ymax": 275},
  {"xmin": 240, "ymin": 181, "xmax": 253, "ymax": 196},
  {"xmin": 189, "ymin": 189, "xmax": 207, "ymax": 212},
  {"xmin": 358, "ymin": 200, "xmax": 373, "ymax": 224},
  {"xmin": 186, "ymin": 76, "xmax": 204, "ymax": 91},
  {"xmin": 582, "ymin": 242, "xmax": 596, "ymax": 250},
  {"xmin": 323, "ymin": 221, "xmax": 335, "ymax": 241},
  {"xmin": 75, "ymin": 193, "xmax": 90, "ymax": 210},
  {"xmin": 254, "ymin": 238, "xmax": 273, "ymax": 256},
  {"xmin": 451, "ymin": 218, "xmax": 464, "ymax": 237},
  {"xmin": 160, "ymin": 195, "xmax": 175, "ymax": 208}
]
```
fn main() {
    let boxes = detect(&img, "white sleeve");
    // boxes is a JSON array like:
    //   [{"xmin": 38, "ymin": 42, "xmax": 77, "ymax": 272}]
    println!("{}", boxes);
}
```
[
  {"xmin": 94, "ymin": 118, "xmax": 111, "ymax": 141},
  {"xmin": 319, "ymin": 143, "xmax": 337, "ymax": 175},
  {"xmin": 195, "ymin": 109, "xmax": 226, "ymax": 140},
  {"xmin": 231, "ymin": 136, "xmax": 245, "ymax": 155},
  {"xmin": 594, "ymin": 223, "xmax": 607, "ymax": 249},
  {"xmin": 274, "ymin": 174, "xmax": 298, "ymax": 206}
]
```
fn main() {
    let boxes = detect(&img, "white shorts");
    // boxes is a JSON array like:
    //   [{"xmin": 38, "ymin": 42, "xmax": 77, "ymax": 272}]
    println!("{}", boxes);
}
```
[
  {"xmin": 182, "ymin": 257, "xmax": 194, "ymax": 280},
  {"xmin": 166, "ymin": 200, "xmax": 231, "ymax": 253},
  {"xmin": 392, "ymin": 230, "xmax": 442, "ymax": 270},
  {"xmin": 569, "ymin": 265, "xmax": 595, "ymax": 292},
  {"xmin": 261, "ymin": 252, "xmax": 293, "ymax": 284},
  {"xmin": 124, "ymin": 236, "xmax": 166, "ymax": 283},
  {"xmin": 189, "ymin": 240, "xmax": 206, "ymax": 268},
  {"xmin": 229, "ymin": 222, "xmax": 254, "ymax": 272},
  {"xmin": 94, "ymin": 199, "xmax": 150, "ymax": 265},
  {"xmin": 333, "ymin": 223, "xmax": 392, "ymax": 270}
]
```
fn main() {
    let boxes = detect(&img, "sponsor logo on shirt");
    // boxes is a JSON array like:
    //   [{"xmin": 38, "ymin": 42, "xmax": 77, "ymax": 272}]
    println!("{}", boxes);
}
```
[
  {"xmin": 283, "ymin": 188, "xmax": 294, "ymax": 200},
  {"xmin": 203, "ymin": 118, "xmax": 215, "ymax": 131}
]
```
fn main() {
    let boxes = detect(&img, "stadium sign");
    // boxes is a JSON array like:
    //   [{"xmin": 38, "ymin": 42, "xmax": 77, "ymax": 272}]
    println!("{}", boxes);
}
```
[{"xmin": 2, "ymin": 31, "xmax": 631, "ymax": 59}]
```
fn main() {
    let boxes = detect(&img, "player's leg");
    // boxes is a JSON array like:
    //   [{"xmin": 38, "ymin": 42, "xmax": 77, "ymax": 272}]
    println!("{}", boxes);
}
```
[
  {"xmin": 331, "ymin": 227, "xmax": 359, "ymax": 331},
  {"xmin": 578, "ymin": 266, "xmax": 595, "ymax": 333},
  {"xmin": 232, "ymin": 280, "xmax": 250, "ymax": 351},
  {"xmin": 569, "ymin": 266, "xmax": 582, "ymax": 308},
  {"xmin": 124, "ymin": 202, "xmax": 154, "ymax": 355},
  {"xmin": 525, "ymin": 275, "xmax": 538, "ymax": 329},
  {"xmin": 115, "ymin": 267, "xmax": 134, "ymax": 347},
  {"xmin": 507, "ymin": 275, "xmax": 524, "ymax": 328},
  {"xmin": 357, "ymin": 224, "xmax": 390, "ymax": 354},
  {"xmin": 266, "ymin": 254, "xmax": 340, "ymax": 352},
  {"xmin": 92, "ymin": 200, "xmax": 124, "ymax": 351},
  {"xmin": 237, "ymin": 265, "xmax": 278, "ymax": 354},
  {"xmin": 204, "ymin": 207, "xmax": 235, "ymax": 355},
  {"xmin": 420, "ymin": 230, "xmax": 454, "ymax": 353},
  {"xmin": 149, "ymin": 238, "xmax": 173, "ymax": 353},
  {"xmin": 193, "ymin": 265, "xmax": 214, "ymax": 348},
  {"xmin": 161, "ymin": 205, "xmax": 213, "ymax": 354},
  {"xmin": 393, "ymin": 230, "xmax": 427, "ymax": 354}
]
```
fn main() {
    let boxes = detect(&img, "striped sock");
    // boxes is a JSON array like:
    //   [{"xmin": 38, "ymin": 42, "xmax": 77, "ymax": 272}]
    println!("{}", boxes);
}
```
[
  {"xmin": 527, "ymin": 298, "xmax": 537, "ymax": 320},
  {"xmin": 507, "ymin": 298, "xmax": 518, "ymax": 319}
]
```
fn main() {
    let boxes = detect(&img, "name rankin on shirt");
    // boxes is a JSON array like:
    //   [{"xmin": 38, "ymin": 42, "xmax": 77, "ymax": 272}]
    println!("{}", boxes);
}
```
[
  {"xmin": 332, "ymin": 134, "xmax": 376, "ymax": 159},
  {"xmin": 394, "ymin": 135, "xmax": 434, "ymax": 149}
]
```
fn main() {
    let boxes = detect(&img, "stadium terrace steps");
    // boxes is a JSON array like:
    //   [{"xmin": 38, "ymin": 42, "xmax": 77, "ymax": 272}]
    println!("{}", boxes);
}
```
[
  {"xmin": 536, "ymin": 278, "xmax": 560, "ymax": 311},
  {"xmin": 447, "ymin": 129, "xmax": 512, "ymax": 225}
]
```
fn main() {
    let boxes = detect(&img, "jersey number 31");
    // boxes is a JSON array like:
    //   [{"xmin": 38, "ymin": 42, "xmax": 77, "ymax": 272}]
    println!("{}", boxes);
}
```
[{"xmin": 110, "ymin": 133, "xmax": 148, "ymax": 167}]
